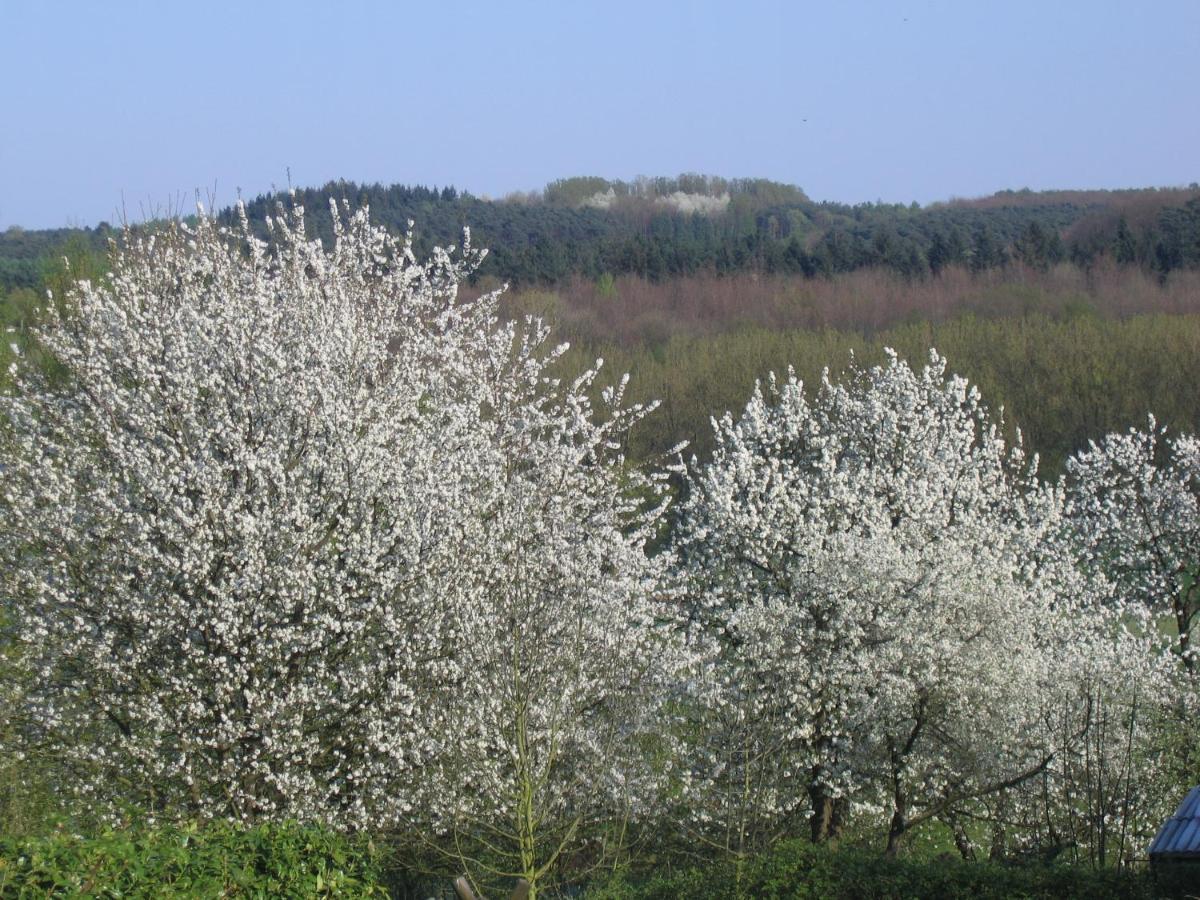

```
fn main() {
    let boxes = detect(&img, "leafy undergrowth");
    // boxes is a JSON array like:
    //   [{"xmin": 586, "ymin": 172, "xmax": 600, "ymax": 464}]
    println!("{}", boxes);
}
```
[
  {"xmin": 0, "ymin": 820, "xmax": 386, "ymax": 898},
  {"xmin": 584, "ymin": 840, "xmax": 1173, "ymax": 900},
  {"xmin": 1, "ymin": 826, "xmax": 1191, "ymax": 899}
]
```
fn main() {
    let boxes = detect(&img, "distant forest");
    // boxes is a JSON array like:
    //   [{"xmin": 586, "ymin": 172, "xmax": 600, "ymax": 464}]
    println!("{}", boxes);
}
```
[
  {"xmin": 3, "ymin": 175, "xmax": 1200, "ymax": 292},
  {"xmin": 4, "ymin": 175, "xmax": 1200, "ymax": 476}
]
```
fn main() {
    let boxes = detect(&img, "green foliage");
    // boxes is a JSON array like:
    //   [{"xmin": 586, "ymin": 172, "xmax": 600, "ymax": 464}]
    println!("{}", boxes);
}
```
[
  {"xmin": 224, "ymin": 180, "xmax": 1200, "ymax": 285},
  {"xmin": 585, "ymin": 841, "xmax": 1160, "ymax": 900},
  {"xmin": 0, "ymin": 231, "xmax": 109, "ymax": 391},
  {"xmin": 0, "ymin": 224, "xmax": 111, "ymax": 294},
  {"xmin": 560, "ymin": 312, "xmax": 1200, "ymax": 477},
  {"xmin": 0, "ymin": 720, "xmax": 71, "ymax": 840},
  {"xmin": 0, "ymin": 821, "xmax": 386, "ymax": 898},
  {"xmin": 37, "ymin": 233, "xmax": 109, "ymax": 306}
]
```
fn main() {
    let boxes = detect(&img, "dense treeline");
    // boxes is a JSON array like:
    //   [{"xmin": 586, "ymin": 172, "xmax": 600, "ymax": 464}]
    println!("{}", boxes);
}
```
[
  {"xmin": 553, "ymin": 311, "xmax": 1200, "ymax": 476},
  {"xmin": 228, "ymin": 178, "xmax": 1200, "ymax": 285},
  {"xmin": 4, "ymin": 177, "xmax": 1200, "ymax": 293},
  {"xmin": 0, "ymin": 226, "xmax": 112, "ymax": 292},
  {"xmin": 3, "ymin": 178, "xmax": 1199, "ymax": 494},
  {"xmin": 4, "ymin": 230, "xmax": 1200, "ymax": 480}
]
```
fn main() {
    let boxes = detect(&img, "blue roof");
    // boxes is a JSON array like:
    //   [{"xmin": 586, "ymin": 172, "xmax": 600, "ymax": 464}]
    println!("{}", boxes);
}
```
[{"xmin": 1150, "ymin": 787, "xmax": 1200, "ymax": 858}]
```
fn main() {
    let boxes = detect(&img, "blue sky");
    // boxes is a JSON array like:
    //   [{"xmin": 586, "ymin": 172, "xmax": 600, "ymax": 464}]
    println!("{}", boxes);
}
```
[{"xmin": 2, "ymin": 0, "xmax": 1197, "ymax": 228}]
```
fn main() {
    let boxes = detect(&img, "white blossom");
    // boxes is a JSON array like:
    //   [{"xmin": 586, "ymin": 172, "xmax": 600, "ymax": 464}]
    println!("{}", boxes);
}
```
[
  {"xmin": 0, "ymin": 201, "xmax": 679, "ymax": 856},
  {"xmin": 673, "ymin": 350, "xmax": 1159, "ymax": 856}
]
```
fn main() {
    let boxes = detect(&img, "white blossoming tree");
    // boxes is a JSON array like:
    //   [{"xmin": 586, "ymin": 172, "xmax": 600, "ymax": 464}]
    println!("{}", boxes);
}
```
[
  {"xmin": 414, "ymin": 336, "xmax": 683, "ymax": 898},
  {"xmin": 0, "ymin": 201, "xmax": 677, "ymax": 855},
  {"xmin": 1060, "ymin": 419, "xmax": 1200, "ymax": 861},
  {"xmin": 996, "ymin": 633, "xmax": 1178, "ymax": 867},
  {"xmin": 1066, "ymin": 419, "xmax": 1200, "ymax": 671},
  {"xmin": 673, "ymin": 351, "xmax": 1137, "ymax": 856}
]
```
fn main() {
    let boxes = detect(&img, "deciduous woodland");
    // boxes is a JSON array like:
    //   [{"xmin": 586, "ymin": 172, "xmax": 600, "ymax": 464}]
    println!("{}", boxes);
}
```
[
  {"xmin": 5, "ymin": 177, "xmax": 1200, "ymax": 477},
  {"xmin": 0, "ymin": 185, "xmax": 1198, "ymax": 897}
]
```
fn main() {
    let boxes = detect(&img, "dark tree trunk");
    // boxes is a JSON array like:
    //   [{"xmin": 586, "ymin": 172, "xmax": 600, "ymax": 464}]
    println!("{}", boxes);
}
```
[
  {"xmin": 885, "ymin": 772, "xmax": 908, "ymax": 859},
  {"xmin": 808, "ymin": 777, "xmax": 847, "ymax": 844},
  {"xmin": 885, "ymin": 808, "xmax": 906, "ymax": 858}
]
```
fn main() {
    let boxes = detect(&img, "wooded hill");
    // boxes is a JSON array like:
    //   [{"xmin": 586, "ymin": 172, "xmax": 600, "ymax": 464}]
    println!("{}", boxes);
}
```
[{"xmin": 3, "ymin": 176, "xmax": 1199, "ymax": 292}]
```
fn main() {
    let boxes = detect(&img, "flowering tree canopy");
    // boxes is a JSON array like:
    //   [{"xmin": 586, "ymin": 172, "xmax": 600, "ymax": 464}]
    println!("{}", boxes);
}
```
[
  {"xmin": 0, "ymin": 202, "xmax": 675, "ymax": 851},
  {"xmin": 1066, "ymin": 419, "xmax": 1200, "ymax": 671},
  {"xmin": 673, "ymin": 351, "xmax": 1145, "ymax": 855},
  {"xmin": 417, "ymin": 340, "xmax": 683, "ymax": 896}
]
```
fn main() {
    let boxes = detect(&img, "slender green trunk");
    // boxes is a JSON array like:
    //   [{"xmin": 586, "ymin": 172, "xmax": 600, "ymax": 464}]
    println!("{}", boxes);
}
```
[{"xmin": 515, "ymin": 699, "xmax": 540, "ymax": 900}]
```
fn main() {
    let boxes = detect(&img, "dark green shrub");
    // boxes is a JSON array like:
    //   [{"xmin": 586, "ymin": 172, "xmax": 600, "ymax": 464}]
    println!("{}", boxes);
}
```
[{"xmin": 0, "ymin": 820, "xmax": 386, "ymax": 897}]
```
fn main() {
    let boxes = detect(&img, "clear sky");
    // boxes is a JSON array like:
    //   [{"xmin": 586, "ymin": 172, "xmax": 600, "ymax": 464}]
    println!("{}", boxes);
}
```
[{"xmin": 2, "ymin": 0, "xmax": 1197, "ymax": 229}]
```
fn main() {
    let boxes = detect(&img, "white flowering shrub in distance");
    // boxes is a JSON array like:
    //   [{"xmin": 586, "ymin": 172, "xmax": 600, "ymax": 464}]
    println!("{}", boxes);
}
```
[
  {"xmin": 0, "ymin": 202, "xmax": 675, "ymax": 836},
  {"xmin": 674, "ymin": 351, "xmax": 1150, "ymax": 856}
]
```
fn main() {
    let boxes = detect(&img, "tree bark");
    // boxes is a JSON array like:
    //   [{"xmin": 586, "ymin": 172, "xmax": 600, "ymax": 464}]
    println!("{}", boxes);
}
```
[
  {"xmin": 808, "ymin": 777, "xmax": 847, "ymax": 844},
  {"xmin": 885, "ymin": 807, "xmax": 906, "ymax": 858}
]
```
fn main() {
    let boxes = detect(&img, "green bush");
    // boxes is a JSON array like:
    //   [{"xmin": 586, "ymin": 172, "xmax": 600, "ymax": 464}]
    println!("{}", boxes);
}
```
[
  {"xmin": 586, "ymin": 840, "xmax": 1161, "ymax": 900},
  {"xmin": 0, "ymin": 820, "xmax": 386, "ymax": 897}
]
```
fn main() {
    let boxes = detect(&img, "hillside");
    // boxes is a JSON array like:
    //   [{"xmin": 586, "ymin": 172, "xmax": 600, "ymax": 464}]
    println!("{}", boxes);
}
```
[{"xmin": 3, "ymin": 177, "xmax": 1199, "ymax": 293}]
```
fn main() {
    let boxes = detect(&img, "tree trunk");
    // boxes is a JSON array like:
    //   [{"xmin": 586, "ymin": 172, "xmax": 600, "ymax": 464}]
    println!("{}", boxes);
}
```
[
  {"xmin": 885, "ymin": 811, "xmax": 906, "ymax": 858},
  {"xmin": 885, "ymin": 787, "xmax": 907, "ymax": 858},
  {"xmin": 1175, "ymin": 598, "xmax": 1195, "ymax": 672},
  {"xmin": 808, "ymin": 777, "xmax": 847, "ymax": 844},
  {"xmin": 946, "ymin": 813, "xmax": 976, "ymax": 861},
  {"xmin": 988, "ymin": 796, "xmax": 1007, "ymax": 862}
]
